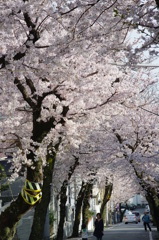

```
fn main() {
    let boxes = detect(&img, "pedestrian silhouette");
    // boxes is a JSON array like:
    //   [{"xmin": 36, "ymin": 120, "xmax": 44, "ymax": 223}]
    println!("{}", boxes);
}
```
[
  {"xmin": 93, "ymin": 213, "xmax": 104, "ymax": 240},
  {"xmin": 142, "ymin": 212, "xmax": 151, "ymax": 231}
]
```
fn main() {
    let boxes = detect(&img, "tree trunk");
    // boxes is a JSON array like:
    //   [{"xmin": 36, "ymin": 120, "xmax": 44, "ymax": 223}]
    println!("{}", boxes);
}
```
[
  {"xmin": 0, "ymin": 122, "xmax": 56, "ymax": 239},
  {"xmin": 146, "ymin": 190, "xmax": 159, "ymax": 231},
  {"xmin": 0, "ymin": 194, "xmax": 32, "ymax": 240},
  {"xmin": 0, "ymin": 151, "xmax": 43, "ymax": 240},
  {"xmin": 131, "ymin": 164, "xmax": 159, "ymax": 231},
  {"xmin": 82, "ymin": 182, "xmax": 93, "ymax": 226},
  {"xmin": 29, "ymin": 155, "xmax": 55, "ymax": 240},
  {"xmin": 100, "ymin": 183, "xmax": 113, "ymax": 223},
  {"xmin": 114, "ymin": 131, "xmax": 159, "ymax": 230},
  {"xmin": 119, "ymin": 203, "xmax": 126, "ymax": 222},
  {"xmin": 56, "ymin": 156, "xmax": 79, "ymax": 240},
  {"xmin": 56, "ymin": 180, "xmax": 67, "ymax": 240},
  {"xmin": 71, "ymin": 181, "xmax": 87, "ymax": 237}
]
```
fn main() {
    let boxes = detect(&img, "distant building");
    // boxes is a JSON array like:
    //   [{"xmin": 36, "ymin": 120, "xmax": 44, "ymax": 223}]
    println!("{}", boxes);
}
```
[{"xmin": 128, "ymin": 193, "xmax": 147, "ymax": 206}]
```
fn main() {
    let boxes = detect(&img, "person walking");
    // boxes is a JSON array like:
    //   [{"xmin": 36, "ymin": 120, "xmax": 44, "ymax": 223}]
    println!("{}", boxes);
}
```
[
  {"xmin": 81, "ymin": 223, "xmax": 88, "ymax": 240},
  {"xmin": 93, "ymin": 213, "xmax": 104, "ymax": 240},
  {"xmin": 142, "ymin": 212, "xmax": 151, "ymax": 231}
]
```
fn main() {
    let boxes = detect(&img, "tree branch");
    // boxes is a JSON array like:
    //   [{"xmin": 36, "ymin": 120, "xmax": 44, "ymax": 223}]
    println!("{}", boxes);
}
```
[
  {"xmin": 60, "ymin": 0, "xmax": 101, "ymax": 15},
  {"xmin": 85, "ymin": 91, "xmax": 117, "ymax": 111},
  {"xmin": 14, "ymin": 77, "xmax": 36, "ymax": 108},
  {"xmin": 155, "ymin": 0, "xmax": 159, "ymax": 8},
  {"xmin": 25, "ymin": 77, "xmax": 36, "ymax": 94},
  {"xmin": 139, "ymin": 106, "xmax": 159, "ymax": 117}
]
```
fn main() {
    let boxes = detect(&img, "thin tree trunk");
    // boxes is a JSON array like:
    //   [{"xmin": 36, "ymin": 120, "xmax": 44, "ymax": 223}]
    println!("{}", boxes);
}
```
[
  {"xmin": 56, "ymin": 157, "xmax": 79, "ymax": 240},
  {"xmin": 82, "ymin": 182, "xmax": 93, "ymax": 226},
  {"xmin": 100, "ymin": 182, "xmax": 113, "ymax": 222},
  {"xmin": 119, "ymin": 203, "xmax": 126, "ymax": 222},
  {"xmin": 56, "ymin": 180, "xmax": 67, "ymax": 240},
  {"xmin": 131, "ymin": 164, "xmax": 159, "ymax": 231},
  {"xmin": 145, "ymin": 190, "xmax": 159, "ymax": 231},
  {"xmin": 71, "ymin": 181, "xmax": 87, "ymax": 237},
  {"xmin": 130, "ymin": 164, "xmax": 159, "ymax": 230}
]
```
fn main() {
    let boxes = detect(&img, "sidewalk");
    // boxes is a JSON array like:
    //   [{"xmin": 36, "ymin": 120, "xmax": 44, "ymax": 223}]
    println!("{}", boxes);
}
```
[
  {"xmin": 66, "ymin": 237, "xmax": 92, "ymax": 240},
  {"xmin": 66, "ymin": 232, "xmax": 94, "ymax": 240},
  {"xmin": 65, "ymin": 226, "xmax": 119, "ymax": 240}
]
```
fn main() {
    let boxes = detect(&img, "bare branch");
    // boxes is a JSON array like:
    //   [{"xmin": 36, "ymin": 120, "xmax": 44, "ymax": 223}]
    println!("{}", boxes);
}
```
[
  {"xmin": 37, "ymin": 15, "xmax": 50, "ymax": 31},
  {"xmin": 60, "ymin": 0, "xmax": 101, "ymax": 15},
  {"xmin": 82, "ymin": 70, "xmax": 98, "ymax": 78},
  {"xmin": 113, "ymin": 129, "xmax": 123, "ymax": 144},
  {"xmin": 139, "ymin": 106, "xmax": 159, "ymax": 117},
  {"xmin": 77, "ymin": 0, "xmax": 118, "ymax": 35},
  {"xmin": 88, "ymin": 0, "xmax": 118, "ymax": 28},
  {"xmin": 85, "ymin": 91, "xmax": 117, "ymax": 111},
  {"xmin": 60, "ymin": 6, "xmax": 78, "ymax": 15}
]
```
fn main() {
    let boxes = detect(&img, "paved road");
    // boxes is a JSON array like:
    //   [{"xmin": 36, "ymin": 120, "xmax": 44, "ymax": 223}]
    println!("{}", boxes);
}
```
[
  {"xmin": 93, "ymin": 222, "xmax": 159, "ymax": 240},
  {"xmin": 69, "ymin": 209, "xmax": 159, "ymax": 240},
  {"xmin": 70, "ymin": 223, "xmax": 159, "ymax": 240}
]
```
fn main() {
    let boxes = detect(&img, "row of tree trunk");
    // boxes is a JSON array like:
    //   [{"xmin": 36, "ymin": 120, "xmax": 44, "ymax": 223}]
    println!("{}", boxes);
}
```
[{"xmin": 56, "ymin": 175, "xmax": 113, "ymax": 239}]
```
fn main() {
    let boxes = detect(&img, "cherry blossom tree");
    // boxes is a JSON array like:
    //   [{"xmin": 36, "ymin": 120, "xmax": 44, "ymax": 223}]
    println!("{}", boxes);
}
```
[
  {"xmin": 110, "ymin": 99, "xmax": 159, "ymax": 229},
  {"xmin": 1, "ymin": 0, "xmax": 159, "ymax": 239}
]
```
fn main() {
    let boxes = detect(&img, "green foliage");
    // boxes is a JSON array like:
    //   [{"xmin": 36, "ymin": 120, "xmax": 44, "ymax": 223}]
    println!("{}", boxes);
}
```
[
  {"xmin": 0, "ymin": 164, "xmax": 6, "ymax": 179},
  {"xmin": 0, "ymin": 183, "xmax": 9, "ymax": 192},
  {"xmin": 0, "ymin": 163, "xmax": 9, "ymax": 193},
  {"xmin": 49, "ymin": 211, "xmax": 56, "ymax": 225},
  {"xmin": 113, "ymin": 9, "xmax": 119, "ymax": 17},
  {"xmin": 85, "ymin": 209, "xmax": 94, "ymax": 220}
]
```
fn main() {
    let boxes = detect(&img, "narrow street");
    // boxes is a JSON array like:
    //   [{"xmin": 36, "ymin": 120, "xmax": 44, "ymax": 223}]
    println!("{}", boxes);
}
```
[
  {"xmin": 70, "ymin": 222, "xmax": 159, "ymax": 240},
  {"xmin": 101, "ymin": 222, "xmax": 158, "ymax": 240},
  {"xmin": 70, "ymin": 209, "xmax": 159, "ymax": 240}
]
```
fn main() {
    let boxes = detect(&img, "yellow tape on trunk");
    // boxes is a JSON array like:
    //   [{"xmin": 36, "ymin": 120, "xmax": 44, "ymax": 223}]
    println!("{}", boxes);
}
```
[{"xmin": 21, "ymin": 179, "xmax": 42, "ymax": 205}]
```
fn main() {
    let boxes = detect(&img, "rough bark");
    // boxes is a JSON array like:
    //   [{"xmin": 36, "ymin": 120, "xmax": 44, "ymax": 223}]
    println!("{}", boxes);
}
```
[
  {"xmin": 131, "ymin": 164, "xmax": 159, "ymax": 231},
  {"xmin": 29, "ymin": 154, "xmax": 56, "ymax": 240},
  {"xmin": 56, "ymin": 157, "xmax": 79, "ymax": 240},
  {"xmin": 131, "ymin": 165, "xmax": 159, "ymax": 230},
  {"xmin": 56, "ymin": 180, "xmax": 67, "ymax": 240},
  {"xmin": 71, "ymin": 181, "xmax": 87, "ymax": 237},
  {"xmin": 145, "ymin": 189, "xmax": 159, "ymax": 231},
  {"xmin": 0, "ymin": 195, "xmax": 32, "ymax": 240},
  {"xmin": 100, "ymin": 182, "xmax": 113, "ymax": 222},
  {"xmin": 119, "ymin": 203, "xmax": 126, "ymax": 222},
  {"xmin": 82, "ymin": 182, "xmax": 93, "ymax": 226}
]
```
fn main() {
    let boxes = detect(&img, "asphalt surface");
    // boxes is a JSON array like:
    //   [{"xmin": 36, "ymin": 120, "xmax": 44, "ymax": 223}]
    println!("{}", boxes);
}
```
[
  {"xmin": 69, "ymin": 208, "xmax": 159, "ymax": 240},
  {"xmin": 100, "ymin": 221, "xmax": 158, "ymax": 240},
  {"xmin": 70, "ymin": 222, "xmax": 159, "ymax": 240}
]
